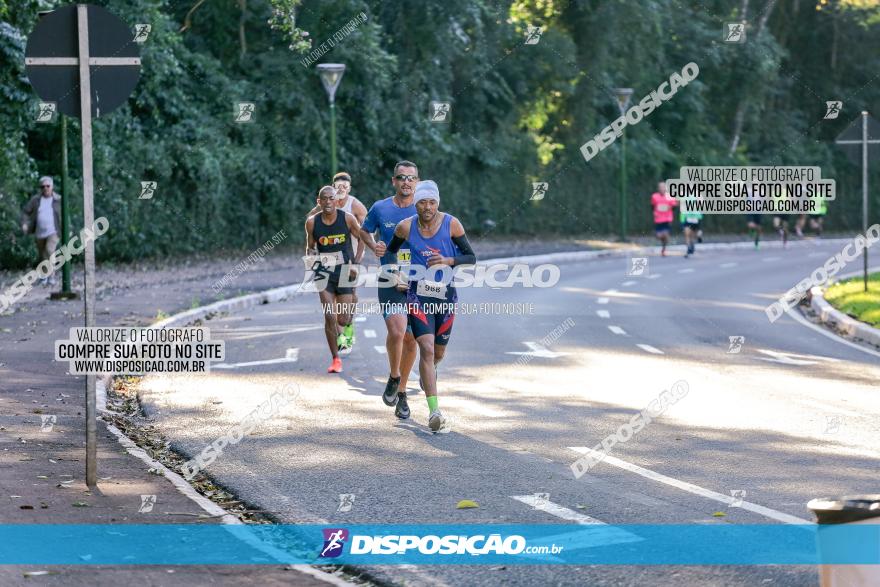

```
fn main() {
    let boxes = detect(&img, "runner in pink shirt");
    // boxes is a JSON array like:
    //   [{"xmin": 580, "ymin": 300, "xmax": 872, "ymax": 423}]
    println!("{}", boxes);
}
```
[{"xmin": 651, "ymin": 182, "xmax": 678, "ymax": 256}]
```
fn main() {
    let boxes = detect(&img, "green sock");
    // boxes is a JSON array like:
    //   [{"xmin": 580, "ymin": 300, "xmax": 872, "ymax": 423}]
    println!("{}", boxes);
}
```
[
  {"xmin": 426, "ymin": 396, "xmax": 438, "ymax": 412},
  {"xmin": 344, "ymin": 323, "xmax": 354, "ymax": 337}
]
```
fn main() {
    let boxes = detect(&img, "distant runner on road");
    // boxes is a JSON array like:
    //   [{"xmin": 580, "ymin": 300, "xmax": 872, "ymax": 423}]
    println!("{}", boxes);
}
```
[
  {"xmin": 651, "ymin": 181, "xmax": 677, "ymax": 257},
  {"xmin": 305, "ymin": 186, "xmax": 362, "ymax": 373},
  {"xmin": 680, "ymin": 206, "xmax": 703, "ymax": 258},
  {"xmin": 386, "ymin": 180, "xmax": 476, "ymax": 433},
  {"xmin": 359, "ymin": 161, "xmax": 419, "ymax": 417},
  {"xmin": 307, "ymin": 172, "xmax": 367, "ymax": 348},
  {"xmin": 745, "ymin": 184, "xmax": 762, "ymax": 248}
]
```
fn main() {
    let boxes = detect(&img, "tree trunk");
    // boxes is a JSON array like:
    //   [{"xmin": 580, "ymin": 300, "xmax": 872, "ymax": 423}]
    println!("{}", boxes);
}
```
[
  {"xmin": 727, "ymin": 0, "xmax": 778, "ymax": 157},
  {"xmin": 239, "ymin": 0, "xmax": 248, "ymax": 58}
]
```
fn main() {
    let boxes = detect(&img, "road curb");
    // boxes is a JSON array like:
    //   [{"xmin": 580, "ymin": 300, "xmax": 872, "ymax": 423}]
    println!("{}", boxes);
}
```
[{"xmin": 809, "ymin": 285, "xmax": 880, "ymax": 347}]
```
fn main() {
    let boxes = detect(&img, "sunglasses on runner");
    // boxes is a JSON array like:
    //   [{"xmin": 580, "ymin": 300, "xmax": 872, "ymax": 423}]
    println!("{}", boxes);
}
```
[{"xmin": 394, "ymin": 174, "xmax": 418, "ymax": 182}]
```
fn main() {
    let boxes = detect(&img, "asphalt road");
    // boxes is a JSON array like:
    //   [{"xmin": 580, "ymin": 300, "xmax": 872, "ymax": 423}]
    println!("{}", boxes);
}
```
[{"xmin": 137, "ymin": 239, "xmax": 880, "ymax": 586}]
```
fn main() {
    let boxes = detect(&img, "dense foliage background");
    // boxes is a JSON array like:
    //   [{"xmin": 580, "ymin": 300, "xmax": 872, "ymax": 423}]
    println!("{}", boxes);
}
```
[{"xmin": 1, "ymin": 0, "xmax": 879, "ymax": 268}]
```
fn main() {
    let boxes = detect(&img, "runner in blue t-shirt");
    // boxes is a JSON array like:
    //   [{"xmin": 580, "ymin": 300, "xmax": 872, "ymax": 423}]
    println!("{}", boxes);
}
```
[{"xmin": 359, "ymin": 161, "xmax": 419, "ymax": 418}]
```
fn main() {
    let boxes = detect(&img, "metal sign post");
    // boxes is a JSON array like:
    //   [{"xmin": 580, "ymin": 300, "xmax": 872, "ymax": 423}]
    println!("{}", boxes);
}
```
[
  {"xmin": 76, "ymin": 4, "xmax": 98, "ymax": 486},
  {"xmin": 835, "ymin": 111, "xmax": 880, "ymax": 292},
  {"xmin": 25, "ymin": 3, "xmax": 142, "ymax": 487}
]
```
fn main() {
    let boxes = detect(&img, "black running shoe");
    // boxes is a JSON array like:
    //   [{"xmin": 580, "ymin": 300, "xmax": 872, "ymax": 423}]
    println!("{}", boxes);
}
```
[
  {"xmin": 383, "ymin": 376, "xmax": 400, "ymax": 406},
  {"xmin": 395, "ymin": 392, "xmax": 410, "ymax": 419}
]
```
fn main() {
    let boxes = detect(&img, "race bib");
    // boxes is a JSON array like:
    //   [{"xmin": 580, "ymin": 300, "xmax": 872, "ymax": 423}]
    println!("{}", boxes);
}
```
[
  {"xmin": 417, "ymin": 279, "xmax": 447, "ymax": 300},
  {"xmin": 316, "ymin": 250, "xmax": 343, "ymax": 269},
  {"xmin": 397, "ymin": 249, "xmax": 411, "ymax": 264}
]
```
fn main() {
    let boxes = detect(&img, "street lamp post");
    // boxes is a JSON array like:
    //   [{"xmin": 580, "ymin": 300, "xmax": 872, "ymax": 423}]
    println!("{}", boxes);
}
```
[
  {"xmin": 317, "ymin": 63, "xmax": 346, "ymax": 179},
  {"xmin": 613, "ymin": 88, "xmax": 633, "ymax": 242}
]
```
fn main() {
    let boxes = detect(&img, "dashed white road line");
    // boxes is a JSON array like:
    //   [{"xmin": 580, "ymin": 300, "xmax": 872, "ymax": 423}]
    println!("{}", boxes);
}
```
[
  {"xmin": 621, "ymin": 280, "xmax": 637, "ymax": 286},
  {"xmin": 635, "ymin": 344, "xmax": 664, "ymax": 355},
  {"xmin": 567, "ymin": 448, "xmax": 812, "ymax": 526},
  {"xmin": 608, "ymin": 326, "xmax": 627, "ymax": 336},
  {"xmin": 373, "ymin": 345, "xmax": 387, "ymax": 354},
  {"xmin": 364, "ymin": 329, "xmax": 377, "ymax": 338},
  {"xmin": 510, "ymin": 496, "xmax": 643, "ymax": 549},
  {"xmin": 596, "ymin": 310, "xmax": 610, "ymax": 319},
  {"xmin": 354, "ymin": 316, "xmax": 367, "ymax": 323},
  {"xmin": 511, "ymin": 495, "xmax": 605, "ymax": 524},
  {"xmin": 597, "ymin": 297, "xmax": 610, "ymax": 305}
]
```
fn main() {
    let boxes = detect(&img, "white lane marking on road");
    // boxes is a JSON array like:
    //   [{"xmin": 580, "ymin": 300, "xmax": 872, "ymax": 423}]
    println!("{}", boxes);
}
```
[
  {"xmin": 787, "ymin": 308, "xmax": 880, "ymax": 360},
  {"xmin": 755, "ymin": 349, "xmax": 842, "ymax": 366},
  {"xmin": 373, "ymin": 345, "xmax": 387, "ymax": 354},
  {"xmin": 622, "ymin": 280, "xmax": 637, "ymax": 286},
  {"xmin": 596, "ymin": 310, "xmax": 610, "ymax": 319},
  {"xmin": 597, "ymin": 297, "xmax": 610, "ymax": 304},
  {"xmin": 720, "ymin": 262, "xmax": 738, "ymax": 268},
  {"xmin": 364, "ymin": 329, "xmax": 377, "ymax": 338},
  {"xmin": 354, "ymin": 316, "xmax": 367, "ymax": 322},
  {"xmin": 647, "ymin": 274, "xmax": 661, "ymax": 279},
  {"xmin": 511, "ymin": 495, "xmax": 605, "ymax": 524},
  {"xmin": 510, "ymin": 496, "xmax": 643, "ymax": 549},
  {"xmin": 567, "ymin": 448, "xmax": 813, "ymax": 525},
  {"xmin": 507, "ymin": 341, "xmax": 569, "ymax": 359},
  {"xmin": 608, "ymin": 326, "xmax": 627, "ymax": 336},
  {"xmin": 636, "ymin": 344, "xmax": 664, "ymax": 355},
  {"xmin": 213, "ymin": 349, "xmax": 299, "ymax": 369},
  {"xmin": 677, "ymin": 268, "xmax": 695, "ymax": 273}
]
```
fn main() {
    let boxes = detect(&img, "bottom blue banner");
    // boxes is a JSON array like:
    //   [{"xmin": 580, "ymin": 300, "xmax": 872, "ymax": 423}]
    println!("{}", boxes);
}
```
[{"xmin": 1, "ymin": 524, "xmax": 878, "ymax": 565}]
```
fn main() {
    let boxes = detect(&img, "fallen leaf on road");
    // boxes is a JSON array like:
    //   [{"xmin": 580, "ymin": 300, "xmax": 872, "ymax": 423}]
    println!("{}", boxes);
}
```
[
  {"xmin": 575, "ymin": 504, "xmax": 588, "ymax": 510},
  {"xmin": 23, "ymin": 571, "xmax": 55, "ymax": 577},
  {"xmin": 712, "ymin": 512, "xmax": 726, "ymax": 517},
  {"xmin": 456, "ymin": 500, "xmax": 479, "ymax": 509},
  {"xmin": 10, "ymin": 495, "xmax": 21, "ymax": 498},
  {"xmin": 36, "ymin": 475, "xmax": 48, "ymax": 479}
]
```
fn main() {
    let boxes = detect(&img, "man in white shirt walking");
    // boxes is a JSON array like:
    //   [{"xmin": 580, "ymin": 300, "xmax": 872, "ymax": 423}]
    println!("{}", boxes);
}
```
[{"xmin": 20, "ymin": 177, "xmax": 62, "ymax": 286}]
